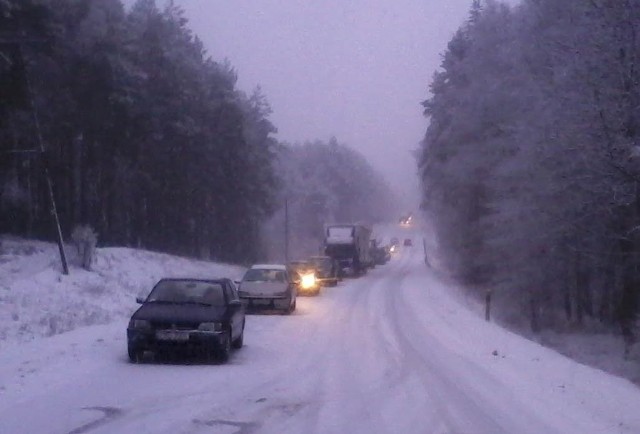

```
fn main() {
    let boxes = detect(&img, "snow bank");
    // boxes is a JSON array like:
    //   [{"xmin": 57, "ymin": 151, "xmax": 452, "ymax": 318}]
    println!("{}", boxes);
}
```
[{"xmin": 0, "ymin": 237, "xmax": 244, "ymax": 345}]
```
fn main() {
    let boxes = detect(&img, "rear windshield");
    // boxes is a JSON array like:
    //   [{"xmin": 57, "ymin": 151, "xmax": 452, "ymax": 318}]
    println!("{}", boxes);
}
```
[
  {"xmin": 310, "ymin": 257, "xmax": 329, "ymax": 265},
  {"xmin": 147, "ymin": 280, "xmax": 226, "ymax": 306},
  {"xmin": 243, "ymin": 268, "xmax": 286, "ymax": 283},
  {"xmin": 327, "ymin": 227, "xmax": 353, "ymax": 238}
]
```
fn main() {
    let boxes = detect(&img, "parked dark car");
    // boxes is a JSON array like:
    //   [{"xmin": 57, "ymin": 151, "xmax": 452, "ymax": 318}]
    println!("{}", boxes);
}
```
[
  {"xmin": 309, "ymin": 255, "xmax": 339, "ymax": 286},
  {"xmin": 127, "ymin": 278, "xmax": 245, "ymax": 363}
]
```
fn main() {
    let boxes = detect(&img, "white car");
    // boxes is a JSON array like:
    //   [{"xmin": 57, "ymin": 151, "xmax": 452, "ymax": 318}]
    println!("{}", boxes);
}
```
[{"xmin": 237, "ymin": 264, "xmax": 297, "ymax": 314}]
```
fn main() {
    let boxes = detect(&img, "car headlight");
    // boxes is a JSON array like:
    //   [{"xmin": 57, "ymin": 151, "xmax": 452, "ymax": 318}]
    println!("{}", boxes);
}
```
[
  {"xmin": 198, "ymin": 322, "xmax": 223, "ymax": 332},
  {"xmin": 129, "ymin": 319, "xmax": 151, "ymax": 330},
  {"xmin": 300, "ymin": 273, "xmax": 316, "ymax": 289}
]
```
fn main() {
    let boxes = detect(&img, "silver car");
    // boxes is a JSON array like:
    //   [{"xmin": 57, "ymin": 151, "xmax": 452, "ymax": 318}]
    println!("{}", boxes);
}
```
[{"xmin": 237, "ymin": 264, "xmax": 297, "ymax": 314}]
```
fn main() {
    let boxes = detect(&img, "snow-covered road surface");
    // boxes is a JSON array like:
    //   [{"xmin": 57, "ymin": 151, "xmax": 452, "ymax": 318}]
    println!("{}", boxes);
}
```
[{"xmin": 2, "ymin": 246, "xmax": 640, "ymax": 433}]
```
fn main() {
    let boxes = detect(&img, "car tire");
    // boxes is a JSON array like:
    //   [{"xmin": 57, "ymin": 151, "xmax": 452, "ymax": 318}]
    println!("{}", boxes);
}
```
[
  {"xmin": 285, "ymin": 297, "xmax": 296, "ymax": 314},
  {"xmin": 217, "ymin": 330, "xmax": 232, "ymax": 363},
  {"xmin": 128, "ymin": 346, "xmax": 143, "ymax": 364},
  {"xmin": 232, "ymin": 322, "xmax": 244, "ymax": 349}
]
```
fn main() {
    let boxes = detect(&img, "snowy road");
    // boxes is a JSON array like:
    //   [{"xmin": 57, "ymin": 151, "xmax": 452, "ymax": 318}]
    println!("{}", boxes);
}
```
[{"xmin": 2, "ymin": 245, "xmax": 640, "ymax": 433}]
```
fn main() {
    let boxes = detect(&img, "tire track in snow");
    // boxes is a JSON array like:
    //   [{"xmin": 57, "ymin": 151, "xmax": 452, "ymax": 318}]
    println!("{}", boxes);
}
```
[
  {"xmin": 387, "ymin": 250, "xmax": 559, "ymax": 434},
  {"xmin": 67, "ymin": 407, "xmax": 125, "ymax": 434}
]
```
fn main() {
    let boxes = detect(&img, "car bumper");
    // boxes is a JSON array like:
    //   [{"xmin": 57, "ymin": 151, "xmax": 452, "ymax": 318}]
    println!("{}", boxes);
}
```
[
  {"xmin": 240, "ymin": 296, "xmax": 291, "ymax": 310},
  {"xmin": 127, "ymin": 328, "xmax": 226, "ymax": 354},
  {"xmin": 297, "ymin": 285, "xmax": 320, "ymax": 295}
]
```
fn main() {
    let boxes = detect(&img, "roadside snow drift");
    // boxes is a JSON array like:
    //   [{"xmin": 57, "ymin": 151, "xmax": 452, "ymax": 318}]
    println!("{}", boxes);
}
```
[{"xmin": 0, "ymin": 237, "xmax": 243, "ymax": 345}]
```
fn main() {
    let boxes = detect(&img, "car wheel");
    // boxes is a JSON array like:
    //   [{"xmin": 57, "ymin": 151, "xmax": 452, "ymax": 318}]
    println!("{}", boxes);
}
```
[
  {"xmin": 285, "ymin": 297, "xmax": 296, "ymax": 314},
  {"xmin": 232, "ymin": 322, "xmax": 244, "ymax": 349},
  {"xmin": 128, "ymin": 345, "xmax": 143, "ymax": 363}
]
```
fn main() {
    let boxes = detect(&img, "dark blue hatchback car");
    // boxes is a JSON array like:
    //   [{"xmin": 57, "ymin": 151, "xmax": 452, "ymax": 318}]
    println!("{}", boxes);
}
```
[{"xmin": 127, "ymin": 278, "xmax": 245, "ymax": 363}]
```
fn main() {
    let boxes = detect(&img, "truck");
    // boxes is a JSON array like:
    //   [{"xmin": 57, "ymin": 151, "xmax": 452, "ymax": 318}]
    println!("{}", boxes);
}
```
[{"xmin": 323, "ymin": 223, "xmax": 372, "ymax": 277}]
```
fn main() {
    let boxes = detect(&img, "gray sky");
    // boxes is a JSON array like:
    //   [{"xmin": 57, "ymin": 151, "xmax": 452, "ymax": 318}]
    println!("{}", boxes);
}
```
[{"xmin": 144, "ymin": 1, "xmax": 509, "ymax": 208}]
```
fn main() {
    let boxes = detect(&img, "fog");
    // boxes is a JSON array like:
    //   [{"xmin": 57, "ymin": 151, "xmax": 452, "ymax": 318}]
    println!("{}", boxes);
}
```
[{"xmin": 137, "ymin": 0, "xmax": 505, "ymax": 209}]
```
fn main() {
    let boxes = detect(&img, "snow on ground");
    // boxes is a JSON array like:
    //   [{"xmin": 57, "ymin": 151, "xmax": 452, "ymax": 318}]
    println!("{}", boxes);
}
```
[
  {"xmin": 0, "ymin": 235, "xmax": 244, "ymax": 345},
  {"xmin": 1, "ymin": 229, "xmax": 640, "ymax": 433}
]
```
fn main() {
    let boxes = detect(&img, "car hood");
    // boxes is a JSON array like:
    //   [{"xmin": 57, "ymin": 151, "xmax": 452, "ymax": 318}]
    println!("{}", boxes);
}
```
[
  {"xmin": 239, "ymin": 281, "xmax": 288, "ymax": 296},
  {"xmin": 132, "ymin": 303, "xmax": 227, "ymax": 324}
]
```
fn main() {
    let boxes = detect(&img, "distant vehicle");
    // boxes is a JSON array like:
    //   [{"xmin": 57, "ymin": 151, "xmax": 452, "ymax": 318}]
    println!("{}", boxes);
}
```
[
  {"xmin": 127, "ymin": 278, "xmax": 245, "ymax": 363},
  {"xmin": 309, "ymin": 255, "xmax": 339, "ymax": 286},
  {"xmin": 389, "ymin": 237, "xmax": 400, "ymax": 254},
  {"xmin": 324, "ymin": 223, "xmax": 373, "ymax": 276},
  {"xmin": 399, "ymin": 213, "xmax": 413, "ymax": 226},
  {"xmin": 404, "ymin": 238, "xmax": 413, "ymax": 246},
  {"xmin": 383, "ymin": 245, "xmax": 392, "ymax": 262},
  {"xmin": 237, "ymin": 264, "xmax": 297, "ymax": 313},
  {"xmin": 370, "ymin": 239, "xmax": 389, "ymax": 266},
  {"xmin": 289, "ymin": 260, "xmax": 321, "ymax": 296}
]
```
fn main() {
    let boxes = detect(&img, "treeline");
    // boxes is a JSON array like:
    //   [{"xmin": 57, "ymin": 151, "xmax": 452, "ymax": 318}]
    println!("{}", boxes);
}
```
[
  {"xmin": 0, "ymin": 0, "xmax": 395, "ymax": 264},
  {"xmin": 263, "ymin": 138, "xmax": 398, "ymax": 260},
  {"xmin": 420, "ymin": 0, "xmax": 640, "ymax": 337}
]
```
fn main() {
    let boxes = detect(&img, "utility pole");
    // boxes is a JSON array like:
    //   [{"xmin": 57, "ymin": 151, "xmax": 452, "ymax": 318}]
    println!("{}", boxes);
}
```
[
  {"xmin": 284, "ymin": 198, "xmax": 289, "ymax": 264},
  {"xmin": 3, "ymin": 41, "xmax": 69, "ymax": 274}
]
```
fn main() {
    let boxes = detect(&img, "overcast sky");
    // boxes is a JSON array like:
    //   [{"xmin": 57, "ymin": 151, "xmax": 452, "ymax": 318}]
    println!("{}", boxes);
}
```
[{"xmin": 138, "ymin": 0, "xmax": 516, "ymax": 209}]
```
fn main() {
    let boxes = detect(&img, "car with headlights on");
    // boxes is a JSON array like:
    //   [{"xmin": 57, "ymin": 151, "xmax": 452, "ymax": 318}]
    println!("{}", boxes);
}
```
[
  {"xmin": 309, "ymin": 255, "xmax": 339, "ymax": 286},
  {"xmin": 127, "ymin": 278, "xmax": 245, "ymax": 363},
  {"xmin": 237, "ymin": 264, "xmax": 297, "ymax": 313},
  {"xmin": 289, "ymin": 260, "xmax": 321, "ymax": 296}
]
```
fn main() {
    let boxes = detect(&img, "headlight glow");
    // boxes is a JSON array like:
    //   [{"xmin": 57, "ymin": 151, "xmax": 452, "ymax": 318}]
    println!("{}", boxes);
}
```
[
  {"xmin": 198, "ymin": 322, "xmax": 223, "ymax": 332},
  {"xmin": 300, "ymin": 273, "xmax": 317, "ymax": 289}
]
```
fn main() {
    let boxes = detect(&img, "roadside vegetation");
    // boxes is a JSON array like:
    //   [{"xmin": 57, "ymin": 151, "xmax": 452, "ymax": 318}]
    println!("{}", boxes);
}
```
[
  {"xmin": 0, "ymin": 0, "xmax": 395, "ymax": 265},
  {"xmin": 420, "ymin": 0, "xmax": 640, "ymax": 347}
]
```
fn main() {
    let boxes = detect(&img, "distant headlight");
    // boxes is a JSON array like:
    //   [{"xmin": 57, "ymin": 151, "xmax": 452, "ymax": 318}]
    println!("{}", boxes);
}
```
[
  {"xmin": 129, "ymin": 319, "xmax": 151, "ymax": 330},
  {"xmin": 300, "ymin": 273, "xmax": 317, "ymax": 289},
  {"xmin": 198, "ymin": 322, "xmax": 223, "ymax": 332}
]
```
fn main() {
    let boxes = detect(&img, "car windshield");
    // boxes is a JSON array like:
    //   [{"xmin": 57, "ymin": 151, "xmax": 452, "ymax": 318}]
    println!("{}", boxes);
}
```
[
  {"xmin": 243, "ymin": 268, "xmax": 286, "ymax": 283},
  {"xmin": 290, "ymin": 262, "xmax": 313, "ymax": 273},
  {"xmin": 146, "ymin": 280, "xmax": 226, "ymax": 306},
  {"xmin": 310, "ymin": 257, "xmax": 329, "ymax": 267}
]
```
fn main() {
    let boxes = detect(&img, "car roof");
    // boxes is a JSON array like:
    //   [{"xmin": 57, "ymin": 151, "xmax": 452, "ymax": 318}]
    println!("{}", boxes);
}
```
[
  {"xmin": 158, "ymin": 277, "xmax": 228, "ymax": 283},
  {"xmin": 250, "ymin": 264, "xmax": 287, "ymax": 271}
]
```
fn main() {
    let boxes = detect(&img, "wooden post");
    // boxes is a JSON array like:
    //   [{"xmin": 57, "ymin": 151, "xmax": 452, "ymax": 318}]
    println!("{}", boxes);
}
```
[
  {"xmin": 423, "ymin": 237, "xmax": 430, "ymax": 267},
  {"xmin": 284, "ymin": 199, "xmax": 289, "ymax": 264},
  {"xmin": 485, "ymin": 290, "xmax": 492, "ymax": 321}
]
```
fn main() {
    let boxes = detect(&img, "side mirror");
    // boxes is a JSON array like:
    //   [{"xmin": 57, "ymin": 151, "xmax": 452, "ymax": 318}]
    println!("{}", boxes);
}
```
[
  {"xmin": 135, "ymin": 297, "xmax": 145, "ymax": 304},
  {"xmin": 234, "ymin": 280, "xmax": 242, "ymax": 286},
  {"xmin": 229, "ymin": 299, "xmax": 242, "ymax": 307}
]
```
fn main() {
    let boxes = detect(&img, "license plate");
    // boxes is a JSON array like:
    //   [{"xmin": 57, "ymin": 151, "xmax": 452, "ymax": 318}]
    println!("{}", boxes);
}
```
[
  {"xmin": 156, "ymin": 330, "xmax": 190, "ymax": 341},
  {"xmin": 251, "ymin": 299, "xmax": 272, "ymax": 306}
]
